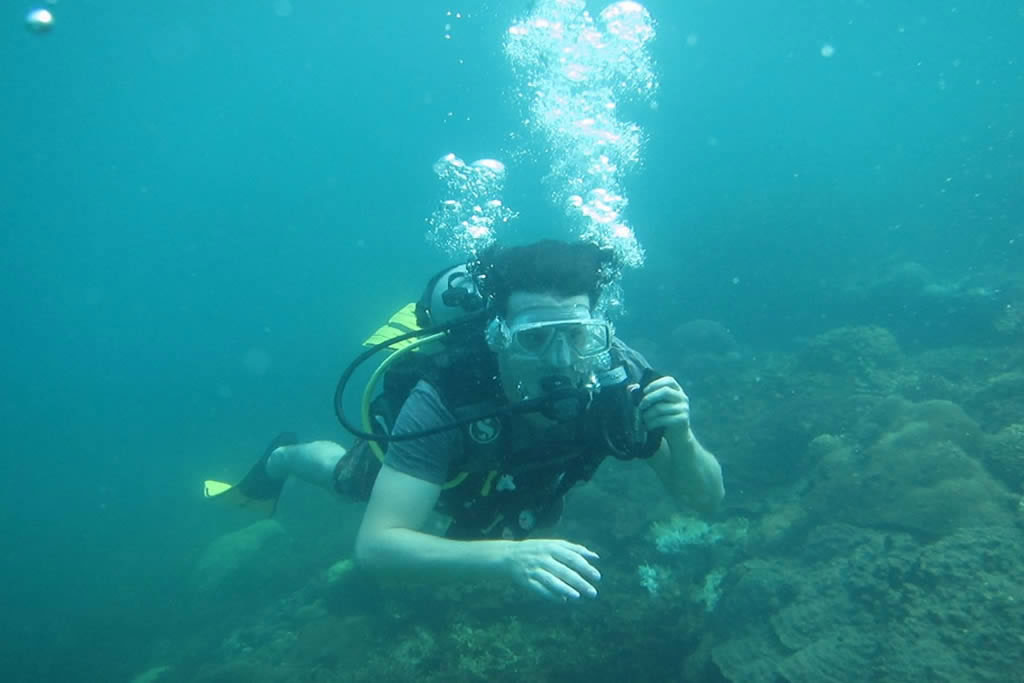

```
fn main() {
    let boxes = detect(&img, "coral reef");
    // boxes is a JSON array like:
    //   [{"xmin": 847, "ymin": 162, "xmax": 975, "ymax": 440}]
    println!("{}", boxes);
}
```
[
  {"xmin": 981, "ymin": 423, "xmax": 1024, "ymax": 492},
  {"xmin": 708, "ymin": 525, "xmax": 1024, "ymax": 682},
  {"xmin": 137, "ymin": 316, "xmax": 1024, "ymax": 683},
  {"xmin": 797, "ymin": 324, "xmax": 902, "ymax": 379},
  {"xmin": 807, "ymin": 400, "xmax": 1012, "ymax": 538},
  {"xmin": 966, "ymin": 371, "xmax": 1024, "ymax": 431}
]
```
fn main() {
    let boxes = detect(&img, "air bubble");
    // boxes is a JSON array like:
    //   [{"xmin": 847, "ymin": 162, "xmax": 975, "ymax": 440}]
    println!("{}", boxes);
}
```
[
  {"xmin": 504, "ymin": 0, "xmax": 657, "ymax": 269},
  {"xmin": 427, "ymin": 154, "xmax": 517, "ymax": 258}
]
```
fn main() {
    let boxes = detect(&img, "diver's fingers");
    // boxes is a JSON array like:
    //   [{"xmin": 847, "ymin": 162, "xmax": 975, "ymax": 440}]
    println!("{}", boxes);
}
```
[
  {"xmin": 534, "ymin": 567, "xmax": 587, "ymax": 601},
  {"xmin": 638, "ymin": 384, "xmax": 688, "ymax": 412},
  {"xmin": 540, "ymin": 556, "xmax": 598, "ymax": 599},
  {"xmin": 527, "ymin": 577, "xmax": 562, "ymax": 601},
  {"xmin": 551, "ymin": 544, "xmax": 602, "ymax": 584}
]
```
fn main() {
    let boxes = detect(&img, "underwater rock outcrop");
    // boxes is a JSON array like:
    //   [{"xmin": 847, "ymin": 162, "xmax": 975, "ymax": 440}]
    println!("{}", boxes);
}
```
[
  {"xmin": 695, "ymin": 366, "xmax": 1023, "ymax": 682},
  {"xmin": 840, "ymin": 261, "xmax": 1007, "ymax": 346},
  {"xmin": 805, "ymin": 398, "xmax": 1011, "ymax": 539},
  {"xmin": 966, "ymin": 371, "xmax": 1024, "ymax": 432},
  {"xmin": 981, "ymin": 423, "xmax": 1024, "ymax": 493},
  {"xmin": 671, "ymin": 319, "xmax": 739, "ymax": 356},
  {"xmin": 797, "ymin": 324, "xmax": 902, "ymax": 380},
  {"xmin": 668, "ymin": 318, "xmax": 744, "ymax": 385},
  {"xmin": 192, "ymin": 520, "xmax": 287, "ymax": 595},
  {"xmin": 708, "ymin": 524, "xmax": 1024, "ymax": 682}
]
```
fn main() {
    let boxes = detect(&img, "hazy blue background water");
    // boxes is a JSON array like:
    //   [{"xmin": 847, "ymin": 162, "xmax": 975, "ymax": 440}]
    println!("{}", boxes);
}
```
[{"xmin": 1, "ymin": 1, "xmax": 1020, "ymax": 680}]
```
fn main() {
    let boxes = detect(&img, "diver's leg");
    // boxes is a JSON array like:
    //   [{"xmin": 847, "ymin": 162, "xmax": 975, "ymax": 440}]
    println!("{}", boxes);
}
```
[
  {"xmin": 330, "ymin": 440, "xmax": 381, "ymax": 502},
  {"xmin": 265, "ymin": 440, "xmax": 347, "ymax": 492}
]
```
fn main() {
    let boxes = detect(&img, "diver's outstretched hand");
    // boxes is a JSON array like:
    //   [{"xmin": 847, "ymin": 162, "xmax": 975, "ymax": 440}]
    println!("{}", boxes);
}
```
[{"xmin": 503, "ymin": 539, "xmax": 601, "ymax": 602}]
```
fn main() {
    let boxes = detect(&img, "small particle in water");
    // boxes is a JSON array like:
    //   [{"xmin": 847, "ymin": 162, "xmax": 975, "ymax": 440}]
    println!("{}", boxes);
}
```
[
  {"xmin": 731, "ymin": 276, "xmax": 740, "ymax": 285},
  {"xmin": 820, "ymin": 43, "xmax": 835, "ymax": 58},
  {"xmin": 25, "ymin": 8, "xmax": 55, "ymax": 32},
  {"xmin": 273, "ymin": 0, "xmax": 293, "ymax": 17}
]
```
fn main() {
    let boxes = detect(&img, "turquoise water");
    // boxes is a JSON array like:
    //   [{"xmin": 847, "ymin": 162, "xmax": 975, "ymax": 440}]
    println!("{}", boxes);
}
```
[{"xmin": 2, "ymin": 1, "xmax": 1021, "ymax": 681}]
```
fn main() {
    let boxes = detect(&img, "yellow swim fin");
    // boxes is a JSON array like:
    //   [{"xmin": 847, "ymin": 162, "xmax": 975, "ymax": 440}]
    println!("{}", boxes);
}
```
[
  {"xmin": 203, "ymin": 480, "xmax": 234, "ymax": 497},
  {"xmin": 203, "ymin": 432, "xmax": 298, "ymax": 516}
]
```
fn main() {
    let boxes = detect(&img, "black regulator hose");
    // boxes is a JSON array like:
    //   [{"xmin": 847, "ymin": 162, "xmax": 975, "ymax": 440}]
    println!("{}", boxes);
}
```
[{"xmin": 332, "ymin": 314, "xmax": 484, "ymax": 442}]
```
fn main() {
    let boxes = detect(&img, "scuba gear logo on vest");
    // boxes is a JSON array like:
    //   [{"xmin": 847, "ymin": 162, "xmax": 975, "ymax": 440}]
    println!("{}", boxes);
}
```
[{"xmin": 468, "ymin": 417, "xmax": 501, "ymax": 444}]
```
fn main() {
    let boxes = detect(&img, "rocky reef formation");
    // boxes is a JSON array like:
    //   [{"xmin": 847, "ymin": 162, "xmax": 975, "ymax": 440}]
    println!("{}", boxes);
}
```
[
  {"xmin": 141, "ymin": 313, "xmax": 1024, "ymax": 683},
  {"xmin": 675, "ymin": 323, "xmax": 1024, "ymax": 681}
]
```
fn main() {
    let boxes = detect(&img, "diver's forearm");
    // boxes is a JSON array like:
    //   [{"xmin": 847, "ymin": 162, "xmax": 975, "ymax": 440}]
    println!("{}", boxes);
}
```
[
  {"xmin": 659, "ymin": 429, "xmax": 725, "ymax": 515},
  {"xmin": 355, "ymin": 527, "xmax": 511, "ymax": 582}
]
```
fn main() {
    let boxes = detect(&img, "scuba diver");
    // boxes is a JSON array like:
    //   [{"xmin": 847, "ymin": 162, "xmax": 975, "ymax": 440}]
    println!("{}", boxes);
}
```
[{"xmin": 205, "ymin": 239, "xmax": 724, "ymax": 602}]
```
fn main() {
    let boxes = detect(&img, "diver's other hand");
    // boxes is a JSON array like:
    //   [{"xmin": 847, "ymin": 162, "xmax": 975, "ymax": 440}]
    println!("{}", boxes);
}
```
[{"xmin": 502, "ymin": 539, "xmax": 601, "ymax": 602}]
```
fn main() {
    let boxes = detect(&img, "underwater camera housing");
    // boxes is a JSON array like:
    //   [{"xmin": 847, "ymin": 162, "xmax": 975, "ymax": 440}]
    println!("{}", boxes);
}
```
[{"xmin": 589, "ymin": 358, "xmax": 665, "ymax": 460}]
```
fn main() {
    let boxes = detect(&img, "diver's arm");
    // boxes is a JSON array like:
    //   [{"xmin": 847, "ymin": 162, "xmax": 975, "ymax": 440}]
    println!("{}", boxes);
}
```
[
  {"xmin": 647, "ymin": 428, "xmax": 724, "ymax": 517},
  {"xmin": 355, "ymin": 465, "xmax": 601, "ymax": 599},
  {"xmin": 637, "ymin": 375, "xmax": 725, "ymax": 516},
  {"xmin": 355, "ymin": 465, "xmax": 508, "ymax": 579}
]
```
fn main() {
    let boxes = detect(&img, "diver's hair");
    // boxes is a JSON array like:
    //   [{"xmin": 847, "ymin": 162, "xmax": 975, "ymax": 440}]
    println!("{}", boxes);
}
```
[{"xmin": 475, "ymin": 240, "xmax": 617, "ymax": 316}]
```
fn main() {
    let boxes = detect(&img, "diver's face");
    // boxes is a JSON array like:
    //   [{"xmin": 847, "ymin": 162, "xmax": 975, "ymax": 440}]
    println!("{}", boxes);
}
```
[{"xmin": 496, "ymin": 291, "xmax": 593, "ymax": 404}]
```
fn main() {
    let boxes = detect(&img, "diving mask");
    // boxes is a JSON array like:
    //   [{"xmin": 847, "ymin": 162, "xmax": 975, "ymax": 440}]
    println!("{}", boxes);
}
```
[
  {"xmin": 507, "ymin": 318, "xmax": 611, "ymax": 358},
  {"xmin": 487, "ymin": 308, "xmax": 612, "ymax": 361}
]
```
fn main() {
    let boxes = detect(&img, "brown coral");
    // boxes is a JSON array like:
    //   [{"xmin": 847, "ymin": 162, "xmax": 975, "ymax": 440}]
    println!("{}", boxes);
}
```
[{"xmin": 981, "ymin": 423, "xmax": 1024, "ymax": 492}]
